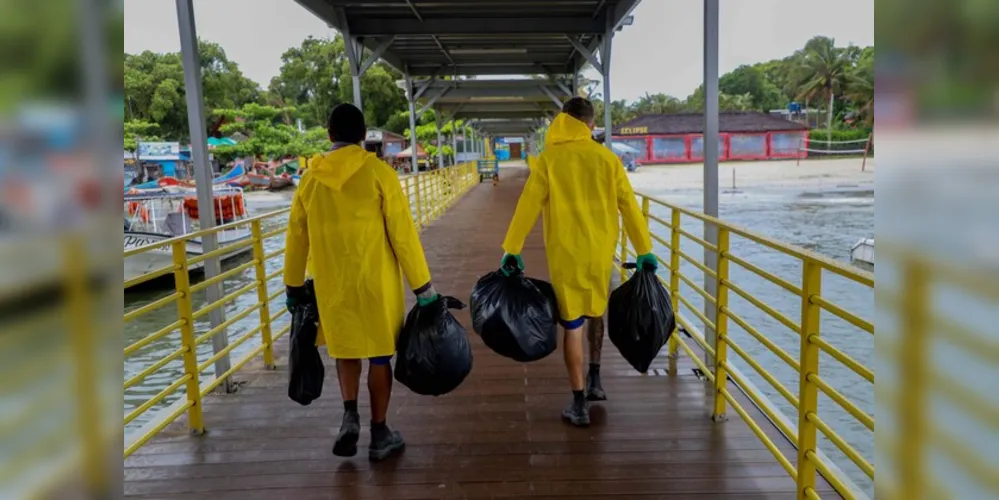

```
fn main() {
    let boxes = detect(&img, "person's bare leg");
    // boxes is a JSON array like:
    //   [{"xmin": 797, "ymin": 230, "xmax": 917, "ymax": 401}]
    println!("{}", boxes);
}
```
[
  {"xmin": 563, "ymin": 326, "xmax": 585, "ymax": 391},
  {"xmin": 586, "ymin": 316, "xmax": 607, "ymax": 401},
  {"xmin": 561, "ymin": 325, "xmax": 590, "ymax": 426},
  {"xmin": 337, "ymin": 359, "xmax": 362, "ymax": 401},
  {"xmin": 367, "ymin": 363, "xmax": 393, "ymax": 424},
  {"xmin": 367, "ymin": 358, "xmax": 405, "ymax": 461},
  {"xmin": 333, "ymin": 359, "xmax": 362, "ymax": 457}
]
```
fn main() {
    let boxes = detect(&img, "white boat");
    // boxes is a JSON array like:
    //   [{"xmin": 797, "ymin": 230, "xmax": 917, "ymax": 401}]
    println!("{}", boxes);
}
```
[
  {"xmin": 850, "ymin": 238, "xmax": 874, "ymax": 266},
  {"xmin": 124, "ymin": 188, "xmax": 253, "ymax": 286}
]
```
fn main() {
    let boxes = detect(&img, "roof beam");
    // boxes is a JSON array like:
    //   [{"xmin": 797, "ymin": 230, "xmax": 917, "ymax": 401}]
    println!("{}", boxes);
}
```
[
  {"xmin": 538, "ymin": 85, "xmax": 566, "ymax": 108},
  {"xmin": 406, "ymin": 64, "xmax": 572, "ymax": 76},
  {"xmin": 417, "ymin": 86, "xmax": 449, "ymax": 115},
  {"xmin": 348, "ymin": 17, "xmax": 606, "ymax": 36},
  {"xmin": 358, "ymin": 36, "xmax": 396, "ymax": 75},
  {"xmin": 566, "ymin": 35, "xmax": 603, "ymax": 74}
]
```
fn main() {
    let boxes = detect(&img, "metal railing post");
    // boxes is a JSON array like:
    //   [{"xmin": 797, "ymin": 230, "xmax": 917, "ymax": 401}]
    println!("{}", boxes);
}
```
[
  {"xmin": 250, "ymin": 221, "xmax": 275, "ymax": 369},
  {"xmin": 416, "ymin": 174, "xmax": 426, "ymax": 228},
  {"xmin": 795, "ymin": 258, "xmax": 822, "ymax": 499},
  {"xmin": 619, "ymin": 215, "xmax": 628, "ymax": 283},
  {"xmin": 171, "ymin": 240, "xmax": 205, "ymax": 435},
  {"xmin": 712, "ymin": 226, "xmax": 730, "ymax": 420},
  {"xmin": 897, "ymin": 257, "xmax": 928, "ymax": 500},
  {"xmin": 668, "ymin": 208, "xmax": 682, "ymax": 359}
]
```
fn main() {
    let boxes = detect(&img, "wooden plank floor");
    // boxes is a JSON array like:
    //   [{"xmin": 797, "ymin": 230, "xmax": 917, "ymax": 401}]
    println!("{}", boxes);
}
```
[{"xmin": 124, "ymin": 164, "xmax": 839, "ymax": 499}]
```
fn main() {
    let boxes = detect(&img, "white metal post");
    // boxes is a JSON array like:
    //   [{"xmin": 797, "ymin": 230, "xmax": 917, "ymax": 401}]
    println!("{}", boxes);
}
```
[
  {"xmin": 435, "ymin": 110, "xmax": 444, "ymax": 169},
  {"xmin": 405, "ymin": 74, "xmax": 419, "ymax": 172},
  {"xmin": 450, "ymin": 117, "xmax": 458, "ymax": 166},
  {"xmin": 703, "ymin": 0, "xmax": 721, "ymax": 367},
  {"xmin": 176, "ymin": 0, "xmax": 231, "ymax": 389},
  {"xmin": 601, "ymin": 31, "xmax": 613, "ymax": 149}
]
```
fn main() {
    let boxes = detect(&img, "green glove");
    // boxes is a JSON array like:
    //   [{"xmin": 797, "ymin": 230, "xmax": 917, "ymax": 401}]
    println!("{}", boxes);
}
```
[
  {"xmin": 415, "ymin": 283, "xmax": 440, "ymax": 307},
  {"xmin": 500, "ymin": 253, "xmax": 524, "ymax": 276},
  {"xmin": 636, "ymin": 253, "xmax": 659, "ymax": 271}
]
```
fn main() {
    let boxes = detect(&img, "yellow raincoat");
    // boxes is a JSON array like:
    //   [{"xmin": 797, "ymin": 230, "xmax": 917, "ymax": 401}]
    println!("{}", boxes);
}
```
[
  {"xmin": 284, "ymin": 146, "xmax": 431, "ymax": 359},
  {"xmin": 502, "ymin": 113, "xmax": 652, "ymax": 321}
]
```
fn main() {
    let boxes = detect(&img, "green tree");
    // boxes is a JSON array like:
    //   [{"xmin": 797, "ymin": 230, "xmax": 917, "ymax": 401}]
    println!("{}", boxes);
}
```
[
  {"xmin": 719, "ymin": 65, "xmax": 785, "ymax": 111},
  {"xmin": 123, "ymin": 120, "xmax": 161, "ymax": 152},
  {"xmin": 268, "ymin": 35, "xmax": 409, "ymax": 130},
  {"xmin": 211, "ymin": 103, "xmax": 327, "ymax": 162},
  {"xmin": 124, "ymin": 40, "xmax": 260, "ymax": 141},
  {"xmin": 793, "ymin": 36, "xmax": 852, "ymax": 137}
]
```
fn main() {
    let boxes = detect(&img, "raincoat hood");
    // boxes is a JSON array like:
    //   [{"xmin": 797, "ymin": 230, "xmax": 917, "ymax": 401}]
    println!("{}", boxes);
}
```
[
  {"xmin": 308, "ymin": 145, "xmax": 370, "ymax": 191},
  {"xmin": 546, "ymin": 113, "xmax": 594, "ymax": 146}
]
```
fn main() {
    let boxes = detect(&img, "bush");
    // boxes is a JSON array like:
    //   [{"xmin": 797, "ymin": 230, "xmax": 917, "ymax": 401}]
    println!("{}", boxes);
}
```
[{"xmin": 806, "ymin": 129, "xmax": 874, "ymax": 156}]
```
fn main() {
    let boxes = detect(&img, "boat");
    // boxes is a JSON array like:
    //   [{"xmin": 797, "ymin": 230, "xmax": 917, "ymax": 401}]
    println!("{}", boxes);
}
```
[
  {"xmin": 124, "ymin": 187, "xmax": 253, "ymax": 287},
  {"xmin": 850, "ymin": 238, "xmax": 874, "ymax": 266},
  {"xmin": 268, "ymin": 175, "xmax": 293, "ymax": 190},
  {"xmin": 247, "ymin": 173, "xmax": 272, "ymax": 189}
]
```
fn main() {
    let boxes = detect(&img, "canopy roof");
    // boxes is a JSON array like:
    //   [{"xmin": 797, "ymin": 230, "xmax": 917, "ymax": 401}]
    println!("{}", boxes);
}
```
[
  {"xmin": 396, "ymin": 143, "xmax": 428, "ymax": 158},
  {"xmin": 294, "ymin": 0, "xmax": 640, "ymax": 77}
]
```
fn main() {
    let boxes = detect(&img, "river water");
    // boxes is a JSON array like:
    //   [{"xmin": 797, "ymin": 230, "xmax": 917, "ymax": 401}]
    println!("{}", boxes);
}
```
[
  {"xmin": 642, "ymin": 183, "xmax": 874, "ymax": 495},
  {"xmin": 124, "ymin": 181, "xmax": 873, "ymax": 494}
]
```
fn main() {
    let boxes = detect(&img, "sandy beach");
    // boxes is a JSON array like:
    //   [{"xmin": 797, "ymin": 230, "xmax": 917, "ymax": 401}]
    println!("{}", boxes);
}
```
[{"xmin": 627, "ymin": 157, "xmax": 874, "ymax": 192}]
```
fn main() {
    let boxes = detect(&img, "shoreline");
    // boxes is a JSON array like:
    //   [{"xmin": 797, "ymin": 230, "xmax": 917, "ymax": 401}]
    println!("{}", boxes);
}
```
[{"xmin": 627, "ymin": 157, "xmax": 874, "ymax": 192}]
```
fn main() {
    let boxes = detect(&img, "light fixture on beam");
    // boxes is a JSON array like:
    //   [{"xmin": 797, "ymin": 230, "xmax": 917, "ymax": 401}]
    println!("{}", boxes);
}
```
[{"xmin": 448, "ymin": 48, "xmax": 529, "ymax": 55}]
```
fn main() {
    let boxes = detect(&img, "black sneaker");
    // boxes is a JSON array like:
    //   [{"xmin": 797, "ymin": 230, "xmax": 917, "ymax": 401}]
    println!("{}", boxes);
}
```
[
  {"xmin": 368, "ymin": 425, "xmax": 405, "ymax": 462},
  {"xmin": 332, "ymin": 411, "xmax": 360, "ymax": 457},
  {"xmin": 561, "ymin": 398, "xmax": 591, "ymax": 427},
  {"xmin": 586, "ymin": 371, "xmax": 607, "ymax": 401}
]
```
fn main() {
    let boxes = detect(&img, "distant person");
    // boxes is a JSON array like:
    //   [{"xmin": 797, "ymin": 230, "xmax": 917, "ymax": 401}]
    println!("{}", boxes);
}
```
[
  {"xmin": 498, "ymin": 97, "xmax": 655, "ymax": 426},
  {"xmin": 284, "ymin": 103, "xmax": 441, "ymax": 461},
  {"xmin": 622, "ymin": 152, "xmax": 637, "ymax": 172}
]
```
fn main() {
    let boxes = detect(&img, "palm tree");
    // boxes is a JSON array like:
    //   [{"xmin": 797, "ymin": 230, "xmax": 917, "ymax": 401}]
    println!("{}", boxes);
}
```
[{"xmin": 795, "ymin": 37, "xmax": 851, "ymax": 142}]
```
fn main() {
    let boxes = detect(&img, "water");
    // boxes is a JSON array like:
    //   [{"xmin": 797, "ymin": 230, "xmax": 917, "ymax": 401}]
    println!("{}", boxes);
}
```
[
  {"xmin": 124, "ymin": 199, "xmax": 292, "ymax": 437},
  {"xmin": 643, "ymin": 184, "xmax": 874, "ymax": 495},
  {"xmin": 124, "ymin": 182, "xmax": 875, "ymax": 494}
]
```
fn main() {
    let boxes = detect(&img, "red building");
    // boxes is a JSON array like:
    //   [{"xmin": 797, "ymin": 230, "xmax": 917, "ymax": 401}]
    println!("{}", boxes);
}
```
[{"xmin": 612, "ymin": 111, "xmax": 810, "ymax": 164}]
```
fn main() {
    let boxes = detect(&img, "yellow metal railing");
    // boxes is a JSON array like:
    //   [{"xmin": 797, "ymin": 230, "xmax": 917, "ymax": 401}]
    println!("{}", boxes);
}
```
[
  {"xmin": 123, "ymin": 162, "xmax": 479, "ymax": 458},
  {"xmin": 875, "ymin": 244, "xmax": 999, "ymax": 500},
  {"xmin": 618, "ymin": 193, "xmax": 876, "ymax": 500}
]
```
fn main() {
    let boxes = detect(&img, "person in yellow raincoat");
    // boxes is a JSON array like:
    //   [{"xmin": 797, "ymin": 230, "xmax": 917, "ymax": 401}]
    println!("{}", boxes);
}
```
[
  {"xmin": 284, "ymin": 104, "xmax": 439, "ymax": 461},
  {"xmin": 500, "ymin": 97, "xmax": 655, "ymax": 427}
]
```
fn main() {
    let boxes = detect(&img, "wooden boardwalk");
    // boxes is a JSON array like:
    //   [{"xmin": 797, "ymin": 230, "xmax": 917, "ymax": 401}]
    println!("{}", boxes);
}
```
[{"xmin": 124, "ymin": 164, "xmax": 837, "ymax": 499}]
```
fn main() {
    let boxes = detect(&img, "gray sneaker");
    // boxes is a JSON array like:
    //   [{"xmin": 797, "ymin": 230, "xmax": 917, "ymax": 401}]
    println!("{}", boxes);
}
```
[
  {"xmin": 586, "ymin": 371, "xmax": 607, "ymax": 401},
  {"xmin": 368, "ymin": 426, "xmax": 405, "ymax": 462},
  {"xmin": 561, "ymin": 399, "xmax": 591, "ymax": 427},
  {"xmin": 332, "ymin": 411, "xmax": 360, "ymax": 457}
]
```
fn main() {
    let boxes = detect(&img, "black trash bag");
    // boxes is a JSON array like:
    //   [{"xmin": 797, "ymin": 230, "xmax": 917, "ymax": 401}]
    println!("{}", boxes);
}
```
[
  {"xmin": 469, "ymin": 268, "xmax": 559, "ymax": 362},
  {"xmin": 394, "ymin": 296, "xmax": 473, "ymax": 396},
  {"xmin": 288, "ymin": 279, "xmax": 324, "ymax": 405},
  {"xmin": 607, "ymin": 263, "xmax": 676, "ymax": 373}
]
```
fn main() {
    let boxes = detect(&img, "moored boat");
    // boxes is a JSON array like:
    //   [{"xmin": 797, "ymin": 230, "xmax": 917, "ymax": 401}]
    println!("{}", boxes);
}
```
[
  {"xmin": 850, "ymin": 238, "xmax": 874, "ymax": 266},
  {"xmin": 124, "ymin": 187, "xmax": 253, "ymax": 287}
]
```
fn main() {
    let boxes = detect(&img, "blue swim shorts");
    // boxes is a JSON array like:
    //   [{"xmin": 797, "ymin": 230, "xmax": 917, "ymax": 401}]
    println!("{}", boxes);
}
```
[{"xmin": 559, "ymin": 317, "xmax": 587, "ymax": 330}]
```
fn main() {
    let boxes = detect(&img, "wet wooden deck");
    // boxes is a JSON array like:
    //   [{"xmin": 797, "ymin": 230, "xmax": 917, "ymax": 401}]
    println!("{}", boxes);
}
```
[{"xmin": 124, "ymin": 164, "xmax": 838, "ymax": 499}]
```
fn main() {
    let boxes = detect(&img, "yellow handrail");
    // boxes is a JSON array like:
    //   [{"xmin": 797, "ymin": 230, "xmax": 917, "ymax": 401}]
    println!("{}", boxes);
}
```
[
  {"xmin": 623, "ymin": 193, "xmax": 877, "ymax": 499},
  {"xmin": 122, "ymin": 162, "xmax": 478, "ymax": 459}
]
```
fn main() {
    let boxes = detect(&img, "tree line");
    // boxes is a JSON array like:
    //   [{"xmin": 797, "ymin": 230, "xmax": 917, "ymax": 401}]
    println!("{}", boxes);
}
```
[{"xmin": 124, "ymin": 35, "xmax": 873, "ymax": 160}]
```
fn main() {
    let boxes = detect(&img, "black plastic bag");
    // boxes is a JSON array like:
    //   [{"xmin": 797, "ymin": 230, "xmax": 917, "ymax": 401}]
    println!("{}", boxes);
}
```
[
  {"xmin": 607, "ymin": 263, "xmax": 676, "ymax": 373},
  {"xmin": 288, "ymin": 279, "xmax": 324, "ymax": 405},
  {"xmin": 394, "ymin": 296, "xmax": 473, "ymax": 396},
  {"xmin": 469, "ymin": 269, "xmax": 559, "ymax": 362}
]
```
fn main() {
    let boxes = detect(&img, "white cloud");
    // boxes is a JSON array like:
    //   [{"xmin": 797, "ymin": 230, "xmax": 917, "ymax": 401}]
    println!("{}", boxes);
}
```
[{"xmin": 125, "ymin": 0, "xmax": 872, "ymax": 101}]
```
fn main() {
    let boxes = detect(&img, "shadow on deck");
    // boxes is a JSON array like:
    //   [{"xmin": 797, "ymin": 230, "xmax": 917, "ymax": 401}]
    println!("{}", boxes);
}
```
[{"xmin": 124, "ymin": 164, "xmax": 837, "ymax": 499}]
